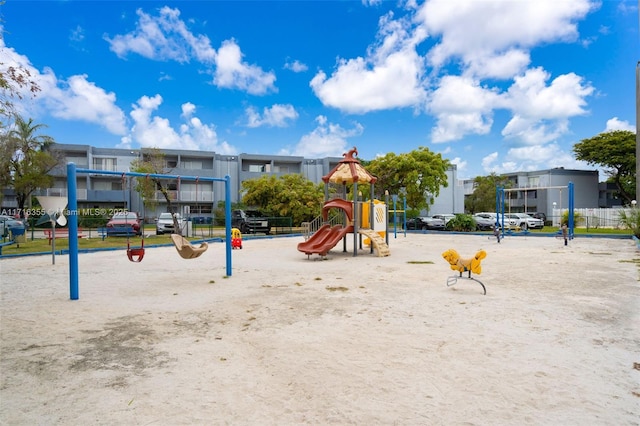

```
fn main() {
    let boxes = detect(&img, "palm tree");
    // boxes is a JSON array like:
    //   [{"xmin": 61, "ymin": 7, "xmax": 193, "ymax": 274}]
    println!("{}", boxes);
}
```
[{"xmin": 0, "ymin": 116, "xmax": 59, "ymax": 217}]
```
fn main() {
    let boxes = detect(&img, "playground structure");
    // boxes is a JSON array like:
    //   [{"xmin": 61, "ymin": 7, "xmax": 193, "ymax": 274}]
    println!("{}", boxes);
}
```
[
  {"xmin": 65, "ymin": 163, "xmax": 233, "ymax": 300},
  {"xmin": 297, "ymin": 147, "xmax": 389, "ymax": 258},
  {"xmin": 442, "ymin": 248, "xmax": 487, "ymax": 295},
  {"xmin": 496, "ymin": 182, "xmax": 575, "ymax": 238}
]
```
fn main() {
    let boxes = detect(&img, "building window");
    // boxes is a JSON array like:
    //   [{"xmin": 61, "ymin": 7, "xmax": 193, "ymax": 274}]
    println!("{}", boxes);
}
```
[
  {"xmin": 182, "ymin": 160, "xmax": 202, "ymax": 169},
  {"xmin": 92, "ymin": 157, "xmax": 117, "ymax": 171},
  {"xmin": 66, "ymin": 156, "xmax": 88, "ymax": 167},
  {"xmin": 249, "ymin": 164, "xmax": 266, "ymax": 172}
]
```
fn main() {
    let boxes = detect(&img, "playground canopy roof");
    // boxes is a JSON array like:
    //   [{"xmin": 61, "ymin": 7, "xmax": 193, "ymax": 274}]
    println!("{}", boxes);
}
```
[{"xmin": 322, "ymin": 147, "xmax": 377, "ymax": 185}]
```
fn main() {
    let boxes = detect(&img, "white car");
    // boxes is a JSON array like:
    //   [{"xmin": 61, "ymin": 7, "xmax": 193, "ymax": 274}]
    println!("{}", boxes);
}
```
[
  {"xmin": 156, "ymin": 212, "xmax": 184, "ymax": 235},
  {"xmin": 506, "ymin": 213, "xmax": 544, "ymax": 230},
  {"xmin": 432, "ymin": 214, "xmax": 456, "ymax": 225}
]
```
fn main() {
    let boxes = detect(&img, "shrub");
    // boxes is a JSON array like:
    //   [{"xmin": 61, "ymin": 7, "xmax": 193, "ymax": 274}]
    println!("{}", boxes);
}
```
[
  {"xmin": 446, "ymin": 214, "xmax": 476, "ymax": 232},
  {"xmin": 618, "ymin": 209, "xmax": 640, "ymax": 238}
]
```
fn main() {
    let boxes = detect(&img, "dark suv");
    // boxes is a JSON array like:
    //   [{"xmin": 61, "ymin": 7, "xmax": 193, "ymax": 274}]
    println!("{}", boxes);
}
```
[{"xmin": 231, "ymin": 209, "xmax": 271, "ymax": 234}]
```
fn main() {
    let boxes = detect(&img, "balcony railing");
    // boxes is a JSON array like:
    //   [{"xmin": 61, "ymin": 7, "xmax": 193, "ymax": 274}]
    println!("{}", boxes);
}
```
[
  {"xmin": 33, "ymin": 188, "xmax": 88, "ymax": 200},
  {"xmin": 150, "ymin": 190, "xmax": 213, "ymax": 202}
]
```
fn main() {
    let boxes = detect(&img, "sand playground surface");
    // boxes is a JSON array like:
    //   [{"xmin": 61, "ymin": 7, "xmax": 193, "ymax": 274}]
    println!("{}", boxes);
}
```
[{"xmin": 1, "ymin": 232, "xmax": 639, "ymax": 425}]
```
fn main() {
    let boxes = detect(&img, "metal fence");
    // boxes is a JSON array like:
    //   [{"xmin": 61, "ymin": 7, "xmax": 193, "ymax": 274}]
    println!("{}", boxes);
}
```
[{"xmin": 551, "ymin": 207, "xmax": 637, "ymax": 229}]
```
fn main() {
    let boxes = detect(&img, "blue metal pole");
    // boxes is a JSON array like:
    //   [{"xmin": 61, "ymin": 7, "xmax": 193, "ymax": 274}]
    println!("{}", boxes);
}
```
[
  {"xmin": 385, "ymin": 191, "xmax": 389, "ymax": 246},
  {"xmin": 403, "ymin": 196, "xmax": 407, "ymax": 237},
  {"xmin": 224, "ymin": 175, "xmax": 232, "ymax": 276},
  {"xmin": 392, "ymin": 194, "xmax": 397, "ymax": 238},
  {"xmin": 568, "ymin": 182, "xmax": 574, "ymax": 239},
  {"xmin": 67, "ymin": 163, "xmax": 79, "ymax": 300},
  {"xmin": 495, "ymin": 186, "xmax": 502, "ymax": 231}
]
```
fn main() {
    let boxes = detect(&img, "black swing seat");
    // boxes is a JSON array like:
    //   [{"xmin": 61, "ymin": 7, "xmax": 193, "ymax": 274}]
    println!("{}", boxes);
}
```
[{"xmin": 171, "ymin": 234, "xmax": 208, "ymax": 259}]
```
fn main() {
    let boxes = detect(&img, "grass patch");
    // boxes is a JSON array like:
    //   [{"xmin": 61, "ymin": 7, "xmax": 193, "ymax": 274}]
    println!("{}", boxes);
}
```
[
  {"xmin": 326, "ymin": 286, "xmax": 348, "ymax": 292},
  {"xmin": 0, "ymin": 232, "xmax": 208, "ymax": 256},
  {"xmin": 407, "ymin": 260, "xmax": 434, "ymax": 264}
]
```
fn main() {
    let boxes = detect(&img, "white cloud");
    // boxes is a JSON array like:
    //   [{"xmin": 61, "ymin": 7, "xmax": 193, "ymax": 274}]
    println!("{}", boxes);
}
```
[
  {"xmin": 310, "ymin": 11, "xmax": 427, "ymax": 113},
  {"xmin": 604, "ymin": 117, "xmax": 635, "ymax": 132},
  {"xmin": 449, "ymin": 157, "xmax": 467, "ymax": 175},
  {"xmin": 0, "ymin": 28, "xmax": 126, "ymax": 135},
  {"xmin": 44, "ymin": 74, "xmax": 128, "ymax": 135},
  {"xmin": 128, "ymin": 95, "xmax": 236, "ymax": 153},
  {"xmin": 105, "ymin": 7, "xmax": 275, "ymax": 95},
  {"xmin": 181, "ymin": 102, "xmax": 196, "ymax": 118},
  {"xmin": 70, "ymin": 25, "xmax": 85, "ymax": 43},
  {"xmin": 429, "ymin": 76, "xmax": 498, "ymax": 142},
  {"xmin": 417, "ymin": 0, "xmax": 594, "ymax": 77},
  {"xmin": 500, "ymin": 68, "xmax": 593, "ymax": 144},
  {"xmin": 284, "ymin": 59, "xmax": 308, "ymax": 73},
  {"xmin": 245, "ymin": 104, "xmax": 298, "ymax": 128},
  {"xmin": 463, "ymin": 49, "xmax": 531, "ymax": 80},
  {"xmin": 481, "ymin": 143, "xmax": 590, "ymax": 176},
  {"xmin": 214, "ymin": 40, "xmax": 277, "ymax": 95},
  {"xmin": 310, "ymin": 0, "xmax": 596, "ymax": 148},
  {"xmin": 481, "ymin": 152, "xmax": 499, "ymax": 171},
  {"xmin": 414, "ymin": 0, "xmax": 596, "ymax": 144},
  {"xmin": 105, "ymin": 6, "xmax": 216, "ymax": 63},
  {"xmin": 280, "ymin": 115, "xmax": 364, "ymax": 158},
  {"xmin": 504, "ymin": 68, "xmax": 593, "ymax": 119},
  {"xmin": 481, "ymin": 153, "xmax": 519, "ymax": 175}
]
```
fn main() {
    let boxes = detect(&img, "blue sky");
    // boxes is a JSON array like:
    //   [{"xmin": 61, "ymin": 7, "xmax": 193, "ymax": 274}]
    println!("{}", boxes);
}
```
[{"xmin": 1, "ymin": 0, "xmax": 637, "ymax": 180}]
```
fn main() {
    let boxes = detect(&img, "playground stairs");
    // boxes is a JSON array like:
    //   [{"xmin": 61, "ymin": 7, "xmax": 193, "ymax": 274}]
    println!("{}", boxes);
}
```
[
  {"xmin": 302, "ymin": 213, "xmax": 344, "ymax": 240},
  {"xmin": 359, "ymin": 229, "xmax": 390, "ymax": 257}
]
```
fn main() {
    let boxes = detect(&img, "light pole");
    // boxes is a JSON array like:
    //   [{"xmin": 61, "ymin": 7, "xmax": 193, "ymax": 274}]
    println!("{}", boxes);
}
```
[{"xmin": 553, "ymin": 202, "xmax": 557, "ymax": 227}]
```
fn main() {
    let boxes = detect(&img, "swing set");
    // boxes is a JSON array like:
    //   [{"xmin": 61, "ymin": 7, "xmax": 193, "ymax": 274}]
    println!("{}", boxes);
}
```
[
  {"xmin": 495, "ymin": 182, "xmax": 575, "ymax": 238},
  {"xmin": 120, "ymin": 173, "xmax": 146, "ymax": 262},
  {"xmin": 66, "ymin": 163, "xmax": 233, "ymax": 300}
]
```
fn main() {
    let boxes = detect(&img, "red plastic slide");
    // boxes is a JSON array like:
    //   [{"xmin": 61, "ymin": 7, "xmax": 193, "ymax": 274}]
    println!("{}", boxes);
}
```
[{"xmin": 297, "ymin": 224, "xmax": 354, "ymax": 256}]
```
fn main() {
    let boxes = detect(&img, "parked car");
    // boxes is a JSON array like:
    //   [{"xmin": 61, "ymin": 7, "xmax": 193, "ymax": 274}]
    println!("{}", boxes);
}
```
[
  {"xmin": 231, "ymin": 209, "xmax": 271, "ymax": 234},
  {"xmin": 403, "ymin": 216, "xmax": 445, "ymax": 231},
  {"xmin": 472, "ymin": 214, "xmax": 495, "ymax": 231},
  {"xmin": 531, "ymin": 212, "xmax": 547, "ymax": 222},
  {"xmin": 432, "ymin": 214, "xmax": 456, "ymax": 225},
  {"xmin": 475, "ymin": 212, "xmax": 498, "ymax": 221},
  {"xmin": 106, "ymin": 211, "xmax": 143, "ymax": 235},
  {"xmin": 156, "ymin": 212, "xmax": 184, "ymax": 235},
  {"xmin": 0, "ymin": 215, "xmax": 25, "ymax": 238},
  {"xmin": 506, "ymin": 213, "xmax": 544, "ymax": 230}
]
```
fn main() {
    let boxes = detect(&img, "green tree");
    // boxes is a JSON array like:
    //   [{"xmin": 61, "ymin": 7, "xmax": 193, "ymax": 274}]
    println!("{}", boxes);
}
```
[
  {"xmin": 572, "ymin": 130, "xmax": 636, "ymax": 204},
  {"xmin": 241, "ymin": 174, "xmax": 325, "ymax": 225},
  {"xmin": 0, "ymin": 10, "xmax": 40, "ymax": 124},
  {"xmin": 465, "ymin": 173, "xmax": 512, "ymax": 213},
  {"xmin": 0, "ymin": 117, "xmax": 58, "ymax": 216},
  {"xmin": 130, "ymin": 148, "xmax": 181, "ymax": 233},
  {"xmin": 365, "ymin": 147, "xmax": 450, "ymax": 212}
]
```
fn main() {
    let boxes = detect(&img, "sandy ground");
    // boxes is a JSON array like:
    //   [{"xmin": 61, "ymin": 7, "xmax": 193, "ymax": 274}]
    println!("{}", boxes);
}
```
[{"xmin": 0, "ymin": 232, "xmax": 639, "ymax": 425}]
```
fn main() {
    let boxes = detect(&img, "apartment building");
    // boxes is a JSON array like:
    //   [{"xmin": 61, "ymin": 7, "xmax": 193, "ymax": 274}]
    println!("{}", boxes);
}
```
[
  {"xmin": 0, "ymin": 143, "xmax": 464, "ymax": 222},
  {"xmin": 462, "ymin": 167, "xmax": 608, "ymax": 219}
]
